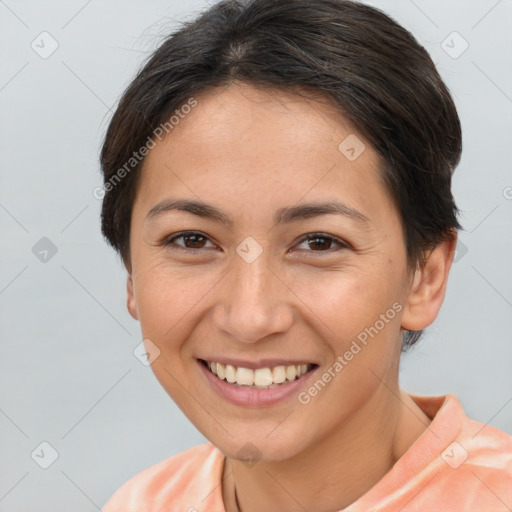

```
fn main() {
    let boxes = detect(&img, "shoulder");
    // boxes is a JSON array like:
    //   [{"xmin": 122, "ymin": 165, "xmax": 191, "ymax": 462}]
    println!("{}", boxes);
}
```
[
  {"xmin": 423, "ymin": 394, "xmax": 512, "ymax": 510},
  {"xmin": 454, "ymin": 409, "xmax": 512, "ymax": 495},
  {"xmin": 375, "ymin": 394, "xmax": 512, "ymax": 512},
  {"xmin": 102, "ymin": 442, "xmax": 225, "ymax": 512}
]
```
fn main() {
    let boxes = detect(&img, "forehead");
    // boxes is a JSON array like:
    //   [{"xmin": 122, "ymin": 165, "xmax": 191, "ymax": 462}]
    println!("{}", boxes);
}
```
[
  {"xmin": 135, "ymin": 82, "xmax": 394, "ymax": 225},
  {"xmin": 164, "ymin": 83, "xmax": 360, "ymax": 154}
]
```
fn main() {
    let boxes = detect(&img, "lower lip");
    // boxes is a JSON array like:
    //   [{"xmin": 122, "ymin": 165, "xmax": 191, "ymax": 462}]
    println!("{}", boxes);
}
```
[{"xmin": 198, "ymin": 360, "xmax": 318, "ymax": 407}]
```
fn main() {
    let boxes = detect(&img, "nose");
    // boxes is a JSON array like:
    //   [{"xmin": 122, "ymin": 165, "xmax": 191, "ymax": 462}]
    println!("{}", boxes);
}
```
[{"xmin": 211, "ymin": 249, "xmax": 294, "ymax": 344}]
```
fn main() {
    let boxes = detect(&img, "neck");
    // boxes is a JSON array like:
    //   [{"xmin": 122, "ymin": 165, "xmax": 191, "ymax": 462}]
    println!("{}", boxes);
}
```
[{"xmin": 222, "ymin": 386, "xmax": 431, "ymax": 512}]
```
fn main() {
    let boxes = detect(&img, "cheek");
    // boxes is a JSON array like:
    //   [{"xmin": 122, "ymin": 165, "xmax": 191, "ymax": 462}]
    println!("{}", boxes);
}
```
[
  {"xmin": 132, "ymin": 266, "xmax": 208, "ymax": 407},
  {"xmin": 133, "ymin": 262, "xmax": 216, "ymax": 345},
  {"xmin": 290, "ymin": 266, "xmax": 402, "ymax": 344}
]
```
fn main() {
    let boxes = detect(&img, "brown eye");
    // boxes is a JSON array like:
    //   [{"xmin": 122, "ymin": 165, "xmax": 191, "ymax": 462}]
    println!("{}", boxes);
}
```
[
  {"xmin": 164, "ymin": 231, "xmax": 215, "ymax": 251},
  {"xmin": 307, "ymin": 236, "xmax": 334, "ymax": 251},
  {"xmin": 295, "ymin": 233, "xmax": 348, "ymax": 253},
  {"xmin": 181, "ymin": 233, "xmax": 207, "ymax": 248}
]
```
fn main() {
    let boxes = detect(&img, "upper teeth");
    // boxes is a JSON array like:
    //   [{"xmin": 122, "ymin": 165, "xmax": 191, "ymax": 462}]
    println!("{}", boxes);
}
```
[{"xmin": 206, "ymin": 361, "xmax": 310, "ymax": 387}]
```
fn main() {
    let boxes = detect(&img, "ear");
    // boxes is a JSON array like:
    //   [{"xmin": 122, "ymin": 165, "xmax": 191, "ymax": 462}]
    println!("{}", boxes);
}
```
[
  {"xmin": 127, "ymin": 274, "xmax": 139, "ymax": 320},
  {"xmin": 401, "ymin": 231, "xmax": 457, "ymax": 331}
]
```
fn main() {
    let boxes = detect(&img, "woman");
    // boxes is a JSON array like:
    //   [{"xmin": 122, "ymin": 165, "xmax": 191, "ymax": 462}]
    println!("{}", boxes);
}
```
[{"xmin": 100, "ymin": 0, "xmax": 512, "ymax": 510}]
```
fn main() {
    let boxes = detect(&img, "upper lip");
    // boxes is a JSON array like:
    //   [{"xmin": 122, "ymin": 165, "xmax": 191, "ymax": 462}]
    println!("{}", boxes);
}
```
[{"xmin": 198, "ymin": 357, "xmax": 317, "ymax": 370}]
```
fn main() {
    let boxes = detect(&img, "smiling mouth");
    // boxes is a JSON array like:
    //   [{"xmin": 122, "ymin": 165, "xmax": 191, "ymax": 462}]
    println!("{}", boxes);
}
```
[{"xmin": 199, "ymin": 359, "xmax": 318, "ymax": 389}]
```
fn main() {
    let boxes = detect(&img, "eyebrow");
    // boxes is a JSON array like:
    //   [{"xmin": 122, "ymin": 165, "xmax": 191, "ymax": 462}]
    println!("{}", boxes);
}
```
[{"xmin": 146, "ymin": 198, "xmax": 370, "ymax": 227}]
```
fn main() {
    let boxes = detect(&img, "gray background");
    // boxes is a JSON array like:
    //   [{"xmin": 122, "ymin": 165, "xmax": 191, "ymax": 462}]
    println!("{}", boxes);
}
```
[{"xmin": 1, "ymin": 0, "xmax": 511, "ymax": 510}]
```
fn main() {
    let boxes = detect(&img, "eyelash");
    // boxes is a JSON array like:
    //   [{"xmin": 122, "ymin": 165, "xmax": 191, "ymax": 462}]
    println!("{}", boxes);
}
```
[{"xmin": 161, "ymin": 231, "xmax": 350, "ymax": 255}]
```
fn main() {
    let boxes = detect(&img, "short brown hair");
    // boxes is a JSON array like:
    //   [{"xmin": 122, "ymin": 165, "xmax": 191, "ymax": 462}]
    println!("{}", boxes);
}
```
[{"xmin": 99, "ymin": 0, "xmax": 462, "ymax": 349}]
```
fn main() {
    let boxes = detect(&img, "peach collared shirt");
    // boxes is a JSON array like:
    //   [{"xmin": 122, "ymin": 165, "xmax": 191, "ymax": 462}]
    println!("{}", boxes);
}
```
[{"xmin": 102, "ymin": 394, "xmax": 512, "ymax": 511}]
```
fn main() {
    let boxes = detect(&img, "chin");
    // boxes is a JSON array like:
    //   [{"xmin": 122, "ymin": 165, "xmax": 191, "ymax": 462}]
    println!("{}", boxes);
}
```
[{"xmin": 211, "ymin": 425, "xmax": 314, "ymax": 464}]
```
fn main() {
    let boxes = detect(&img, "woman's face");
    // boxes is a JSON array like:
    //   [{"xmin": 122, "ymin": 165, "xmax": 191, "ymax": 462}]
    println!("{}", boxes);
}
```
[{"xmin": 127, "ymin": 83, "xmax": 414, "ymax": 461}]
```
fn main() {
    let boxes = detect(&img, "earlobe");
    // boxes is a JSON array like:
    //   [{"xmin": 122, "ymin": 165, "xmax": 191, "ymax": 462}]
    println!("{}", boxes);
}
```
[
  {"xmin": 127, "ymin": 275, "xmax": 139, "ymax": 320},
  {"xmin": 401, "ymin": 232, "xmax": 457, "ymax": 332}
]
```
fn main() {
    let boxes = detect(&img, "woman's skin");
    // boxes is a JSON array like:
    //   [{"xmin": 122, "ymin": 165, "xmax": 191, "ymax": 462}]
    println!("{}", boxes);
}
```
[{"xmin": 126, "ymin": 82, "xmax": 456, "ymax": 511}]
